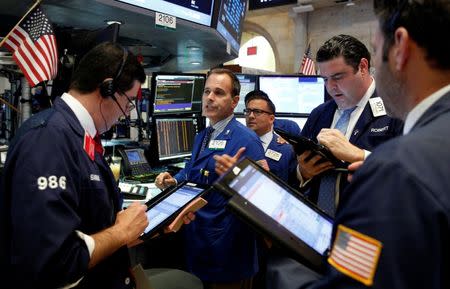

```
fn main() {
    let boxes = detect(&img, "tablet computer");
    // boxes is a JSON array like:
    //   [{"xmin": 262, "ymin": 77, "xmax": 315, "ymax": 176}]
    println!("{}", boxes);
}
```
[
  {"xmin": 140, "ymin": 181, "xmax": 208, "ymax": 240},
  {"xmin": 274, "ymin": 127, "xmax": 348, "ymax": 171},
  {"xmin": 214, "ymin": 158, "xmax": 333, "ymax": 272}
]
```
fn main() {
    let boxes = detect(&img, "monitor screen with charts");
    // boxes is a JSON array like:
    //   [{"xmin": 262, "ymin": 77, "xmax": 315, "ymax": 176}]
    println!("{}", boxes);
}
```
[
  {"xmin": 258, "ymin": 75, "xmax": 325, "ymax": 115},
  {"xmin": 235, "ymin": 74, "xmax": 258, "ymax": 114},
  {"xmin": 155, "ymin": 118, "xmax": 198, "ymax": 161},
  {"xmin": 214, "ymin": 158, "xmax": 333, "ymax": 271},
  {"xmin": 152, "ymin": 73, "xmax": 205, "ymax": 115}
]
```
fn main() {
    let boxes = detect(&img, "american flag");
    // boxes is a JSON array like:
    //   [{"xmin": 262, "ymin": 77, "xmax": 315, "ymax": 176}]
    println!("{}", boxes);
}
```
[
  {"xmin": 328, "ymin": 225, "xmax": 382, "ymax": 286},
  {"xmin": 300, "ymin": 44, "xmax": 316, "ymax": 75},
  {"xmin": 2, "ymin": 5, "xmax": 58, "ymax": 87}
]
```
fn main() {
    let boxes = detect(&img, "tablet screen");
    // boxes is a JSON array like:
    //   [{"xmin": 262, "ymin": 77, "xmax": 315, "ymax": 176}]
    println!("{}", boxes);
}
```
[
  {"xmin": 143, "ymin": 183, "xmax": 204, "ymax": 234},
  {"xmin": 228, "ymin": 165, "xmax": 332, "ymax": 255}
]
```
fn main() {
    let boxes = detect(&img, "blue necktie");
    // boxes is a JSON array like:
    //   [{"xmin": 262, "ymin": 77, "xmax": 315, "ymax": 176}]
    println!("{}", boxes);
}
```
[
  {"xmin": 317, "ymin": 107, "xmax": 356, "ymax": 216},
  {"xmin": 200, "ymin": 127, "xmax": 214, "ymax": 154}
]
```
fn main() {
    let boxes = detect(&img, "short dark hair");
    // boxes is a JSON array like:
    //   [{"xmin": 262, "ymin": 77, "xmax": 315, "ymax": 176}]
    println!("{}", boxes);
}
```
[
  {"xmin": 69, "ymin": 42, "xmax": 146, "ymax": 94},
  {"xmin": 316, "ymin": 34, "xmax": 371, "ymax": 71},
  {"xmin": 207, "ymin": 68, "xmax": 241, "ymax": 97},
  {"xmin": 374, "ymin": 0, "xmax": 450, "ymax": 70},
  {"xmin": 244, "ymin": 90, "xmax": 276, "ymax": 114}
]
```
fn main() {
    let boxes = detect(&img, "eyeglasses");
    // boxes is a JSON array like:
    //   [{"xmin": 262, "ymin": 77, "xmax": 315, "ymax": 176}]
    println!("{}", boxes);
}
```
[
  {"xmin": 119, "ymin": 91, "xmax": 136, "ymax": 112},
  {"xmin": 243, "ymin": 108, "xmax": 273, "ymax": 116}
]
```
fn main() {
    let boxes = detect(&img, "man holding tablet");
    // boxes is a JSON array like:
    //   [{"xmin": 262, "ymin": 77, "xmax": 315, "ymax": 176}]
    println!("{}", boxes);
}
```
[{"xmin": 156, "ymin": 68, "xmax": 265, "ymax": 289}]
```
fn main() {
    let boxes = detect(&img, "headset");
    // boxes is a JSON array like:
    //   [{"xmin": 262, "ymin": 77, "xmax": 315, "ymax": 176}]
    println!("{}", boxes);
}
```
[{"xmin": 99, "ymin": 47, "xmax": 128, "ymax": 100}]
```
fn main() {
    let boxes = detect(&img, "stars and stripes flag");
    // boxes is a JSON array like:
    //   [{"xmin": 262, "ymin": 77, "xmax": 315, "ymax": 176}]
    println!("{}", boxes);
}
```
[
  {"xmin": 328, "ymin": 225, "xmax": 382, "ymax": 286},
  {"xmin": 299, "ymin": 43, "xmax": 316, "ymax": 75},
  {"xmin": 1, "ymin": 4, "xmax": 58, "ymax": 87}
]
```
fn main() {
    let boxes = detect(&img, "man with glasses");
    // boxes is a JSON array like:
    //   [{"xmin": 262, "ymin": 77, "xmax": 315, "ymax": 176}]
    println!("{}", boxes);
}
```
[
  {"xmin": 244, "ymin": 90, "xmax": 298, "ymax": 185},
  {"xmin": 297, "ymin": 34, "xmax": 403, "ymax": 217},
  {"xmin": 0, "ymin": 42, "xmax": 195, "ymax": 289}
]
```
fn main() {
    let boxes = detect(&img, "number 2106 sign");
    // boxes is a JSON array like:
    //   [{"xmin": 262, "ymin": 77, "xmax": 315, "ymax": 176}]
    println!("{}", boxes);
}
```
[{"xmin": 155, "ymin": 12, "xmax": 176, "ymax": 30}]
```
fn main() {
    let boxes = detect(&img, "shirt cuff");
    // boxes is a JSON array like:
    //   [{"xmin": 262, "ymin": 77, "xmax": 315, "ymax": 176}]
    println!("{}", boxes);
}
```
[
  {"xmin": 296, "ymin": 165, "xmax": 312, "ymax": 188},
  {"xmin": 76, "ymin": 230, "xmax": 95, "ymax": 257},
  {"xmin": 363, "ymin": 149, "xmax": 371, "ymax": 160}
]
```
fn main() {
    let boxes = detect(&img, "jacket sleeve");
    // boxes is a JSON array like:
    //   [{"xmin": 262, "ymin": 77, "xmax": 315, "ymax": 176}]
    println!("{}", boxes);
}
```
[{"xmin": 6, "ymin": 127, "xmax": 90, "ymax": 288}]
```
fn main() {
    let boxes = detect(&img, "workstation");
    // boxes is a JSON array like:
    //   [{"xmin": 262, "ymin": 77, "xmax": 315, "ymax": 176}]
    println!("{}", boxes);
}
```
[{"xmin": 2, "ymin": 1, "xmax": 450, "ymax": 289}]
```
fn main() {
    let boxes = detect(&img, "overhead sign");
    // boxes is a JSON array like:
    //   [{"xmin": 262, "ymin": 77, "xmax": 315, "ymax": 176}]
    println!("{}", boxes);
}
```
[{"xmin": 155, "ymin": 12, "xmax": 176, "ymax": 30}]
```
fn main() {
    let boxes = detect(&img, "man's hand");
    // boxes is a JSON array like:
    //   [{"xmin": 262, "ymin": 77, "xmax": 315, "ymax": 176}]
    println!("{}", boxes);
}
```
[
  {"xmin": 155, "ymin": 172, "xmax": 176, "ymax": 189},
  {"xmin": 115, "ymin": 202, "xmax": 148, "ymax": 246},
  {"xmin": 317, "ymin": 128, "xmax": 365, "ymax": 163},
  {"xmin": 298, "ymin": 150, "xmax": 334, "ymax": 180},
  {"xmin": 347, "ymin": 160, "xmax": 364, "ymax": 182},
  {"xmin": 213, "ymin": 147, "xmax": 246, "ymax": 175}
]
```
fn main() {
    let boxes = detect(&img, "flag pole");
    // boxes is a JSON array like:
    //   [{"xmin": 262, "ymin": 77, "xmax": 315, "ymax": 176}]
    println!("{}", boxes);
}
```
[
  {"xmin": 0, "ymin": 97, "xmax": 20, "ymax": 113},
  {"xmin": 0, "ymin": 0, "xmax": 42, "ymax": 48}
]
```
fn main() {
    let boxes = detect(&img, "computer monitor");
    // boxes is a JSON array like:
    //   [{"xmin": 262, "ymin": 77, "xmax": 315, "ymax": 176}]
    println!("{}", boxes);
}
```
[
  {"xmin": 151, "ymin": 73, "xmax": 205, "ymax": 115},
  {"xmin": 235, "ymin": 74, "xmax": 258, "ymax": 114},
  {"xmin": 115, "ymin": 0, "xmax": 215, "ymax": 26},
  {"xmin": 258, "ymin": 75, "xmax": 325, "ymax": 116},
  {"xmin": 154, "ymin": 117, "xmax": 198, "ymax": 162}
]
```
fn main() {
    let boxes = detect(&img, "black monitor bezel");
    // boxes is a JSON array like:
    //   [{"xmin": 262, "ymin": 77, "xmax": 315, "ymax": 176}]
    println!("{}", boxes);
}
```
[{"xmin": 150, "ymin": 72, "xmax": 206, "ymax": 116}]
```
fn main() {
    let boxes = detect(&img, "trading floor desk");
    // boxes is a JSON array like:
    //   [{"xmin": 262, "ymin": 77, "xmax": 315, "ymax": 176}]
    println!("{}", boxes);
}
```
[{"xmin": 119, "ymin": 181, "xmax": 162, "ymax": 208}]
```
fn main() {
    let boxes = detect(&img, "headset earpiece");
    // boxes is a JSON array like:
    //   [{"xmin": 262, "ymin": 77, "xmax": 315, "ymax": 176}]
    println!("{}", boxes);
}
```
[{"xmin": 99, "ymin": 47, "xmax": 128, "ymax": 99}]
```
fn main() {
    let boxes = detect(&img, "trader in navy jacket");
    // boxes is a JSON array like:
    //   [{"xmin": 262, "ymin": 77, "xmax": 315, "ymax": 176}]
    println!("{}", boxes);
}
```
[
  {"xmin": 297, "ymin": 34, "xmax": 403, "ymax": 216},
  {"xmin": 155, "ymin": 68, "xmax": 265, "ymax": 288},
  {"xmin": 0, "ymin": 43, "xmax": 149, "ymax": 288},
  {"xmin": 244, "ymin": 90, "xmax": 298, "ymax": 186}
]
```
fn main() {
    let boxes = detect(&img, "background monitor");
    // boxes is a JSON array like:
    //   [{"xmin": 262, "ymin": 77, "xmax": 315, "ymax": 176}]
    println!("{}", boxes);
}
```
[
  {"xmin": 235, "ymin": 74, "xmax": 258, "ymax": 114},
  {"xmin": 151, "ymin": 73, "xmax": 205, "ymax": 115},
  {"xmin": 116, "ymin": 0, "xmax": 215, "ymax": 26},
  {"xmin": 154, "ymin": 117, "xmax": 198, "ymax": 161},
  {"xmin": 258, "ymin": 75, "xmax": 325, "ymax": 116},
  {"xmin": 213, "ymin": 0, "xmax": 247, "ymax": 54}
]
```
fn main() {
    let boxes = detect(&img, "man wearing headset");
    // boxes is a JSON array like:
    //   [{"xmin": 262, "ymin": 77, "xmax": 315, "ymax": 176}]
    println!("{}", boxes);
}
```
[{"xmin": 1, "ymin": 42, "xmax": 168, "ymax": 288}]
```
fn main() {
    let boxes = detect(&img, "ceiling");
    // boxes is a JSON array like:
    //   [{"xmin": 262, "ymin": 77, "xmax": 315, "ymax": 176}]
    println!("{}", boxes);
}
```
[{"xmin": 0, "ymin": 0, "xmax": 351, "ymax": 73}]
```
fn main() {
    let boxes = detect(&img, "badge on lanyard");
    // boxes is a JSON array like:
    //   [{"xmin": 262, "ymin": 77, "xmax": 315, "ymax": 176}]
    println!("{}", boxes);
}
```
[
  {"xmin": 83, "ymin": 132, "xmax": 95, "ymax": 161},
  {"xmin": 209, "ymin": 140, "xmax": 227, "ymax": 150},
  {"xmin": 265, "ymin": 149, "xmax": 282, "ymax": 161},
  {"xmin": 369, "ymin": 97, "xmax": 387, "ymax": 117}
]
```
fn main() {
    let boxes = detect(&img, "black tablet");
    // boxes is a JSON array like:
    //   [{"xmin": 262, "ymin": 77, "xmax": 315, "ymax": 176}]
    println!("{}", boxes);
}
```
[
  {"xmin": 140, "ymin": 181, "xmax": 208, "ymax": 240},
  {"xmin": 214, "ymin": 158, "xmax": 333, "ymax": 272},
  {"xmin": 274, "ymin": 127, "xmax": 348, "ymax": 171}
]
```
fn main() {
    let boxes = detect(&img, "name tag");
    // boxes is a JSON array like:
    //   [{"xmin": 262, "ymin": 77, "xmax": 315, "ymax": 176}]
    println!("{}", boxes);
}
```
[
  {"xmin": 370, "ymin": 126, "xmax": 389, "ymax": 133},
  {"xmin": 209, "ymin": 140, "xmax": 227, "ymax": 150},
  {"xmin": 265, "ymin": 149, "xmax": 282, "ymax": 161},
  {"xmin": 369, "ymin": 97, "xmax": 387, "ymax": 117}
]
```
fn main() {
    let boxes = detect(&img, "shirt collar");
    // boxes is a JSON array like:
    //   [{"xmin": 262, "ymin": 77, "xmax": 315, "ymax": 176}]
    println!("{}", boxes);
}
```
[
  {"xmin": 259, "ymin": 129, "xmax": 274, "ymax": 151},
  {"xmin": 336, "ymin": 78, "xmax": 374, "ymax": 114},
  {"xmin": 403, "ymin": 83, "xmax": 450, "ymax": 134},
  {"xmin": 210, "ymin": 114, "xmax": 234, "ymax": 138},
  {"xmin": 61, "ymin": 92, "xmax": 97, "ymax": 137}
]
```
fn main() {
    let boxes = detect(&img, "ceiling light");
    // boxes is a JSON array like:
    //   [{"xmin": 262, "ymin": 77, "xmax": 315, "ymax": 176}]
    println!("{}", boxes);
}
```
[
  {"xmin": 187, "ymin": 46, "xmax": 201, "ymax": 51},
  {"xmin": 190, "ymin": 61, "xmax": 201, "ymax": 65},
  {"xmin": 292, "ymin": 4, "xmax": 314, "ymax": 13},
  {"xmin": 105, "ymin": 20, "xmax": 123, "ymax": 25},
  {"xmin": 346, "ymin": 0, "xmax": 355, "ymax": 6}
]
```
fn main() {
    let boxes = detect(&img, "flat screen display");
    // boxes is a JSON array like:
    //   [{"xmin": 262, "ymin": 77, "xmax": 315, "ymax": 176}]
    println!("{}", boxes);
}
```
[
  {"xmin": 125, "ymin": 150, "xmax": 141, "ymax": 162},
  {"xmin": 248, "ymin": 0, "xmax": 296, "ymax": 10},
  {"xmin": 229, "ymin": 163, "xmax": 332, "ymax": 255},
  {"xmin": 258, "ymin": 75, "xmax": 325, "ymax": 115},
  {"xmin": 235, "ymin": 74, "xmax": 257, "ymax": 114},
  {"xmin": 143, "ymin": 182, "xmax": 204, "ymax": 235},
  {"xmin": 152, "ymin": 73, "xmax": 205, "ymax": 115},
  {"xmin": 215, "ymin": 0, "xmax": 247, "ymax": 53},
  {"xmin": 116, "ymin": 0, "xmax": 215, "ymax": 26},
  {"xmin": 155, "ymin": 118, "xmax": 197, "ymax": 161}
]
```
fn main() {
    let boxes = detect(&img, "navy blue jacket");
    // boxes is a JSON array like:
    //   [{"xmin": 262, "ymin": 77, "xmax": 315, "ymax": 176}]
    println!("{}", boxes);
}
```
[
  {"xmin": 0, "ymin": 98, "xmax": 133, "ymax": 289},
  {"xmin": 266, "ymin": 132, "xmax": 298, "ymax": 187},
  {"xmin": 306, "ymin": 92, "xmax": 450, "ymax": 288},
  {"xmin": 174, "ymin": 118, "xmax": 265, "ymax": 282},
  {"xmin": 300, "ymin": 92, "xmax": 403, "ymax": 202}
]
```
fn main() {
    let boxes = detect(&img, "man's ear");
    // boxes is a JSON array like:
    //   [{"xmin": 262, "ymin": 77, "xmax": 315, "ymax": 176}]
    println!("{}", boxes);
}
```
[
  {"xmin": 393, "ymin": 27, "xmax": 410, "ymax": 71},
  {"xmin": 231, "ymin": 95, "xmax": 239, "ymax": 109}
]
